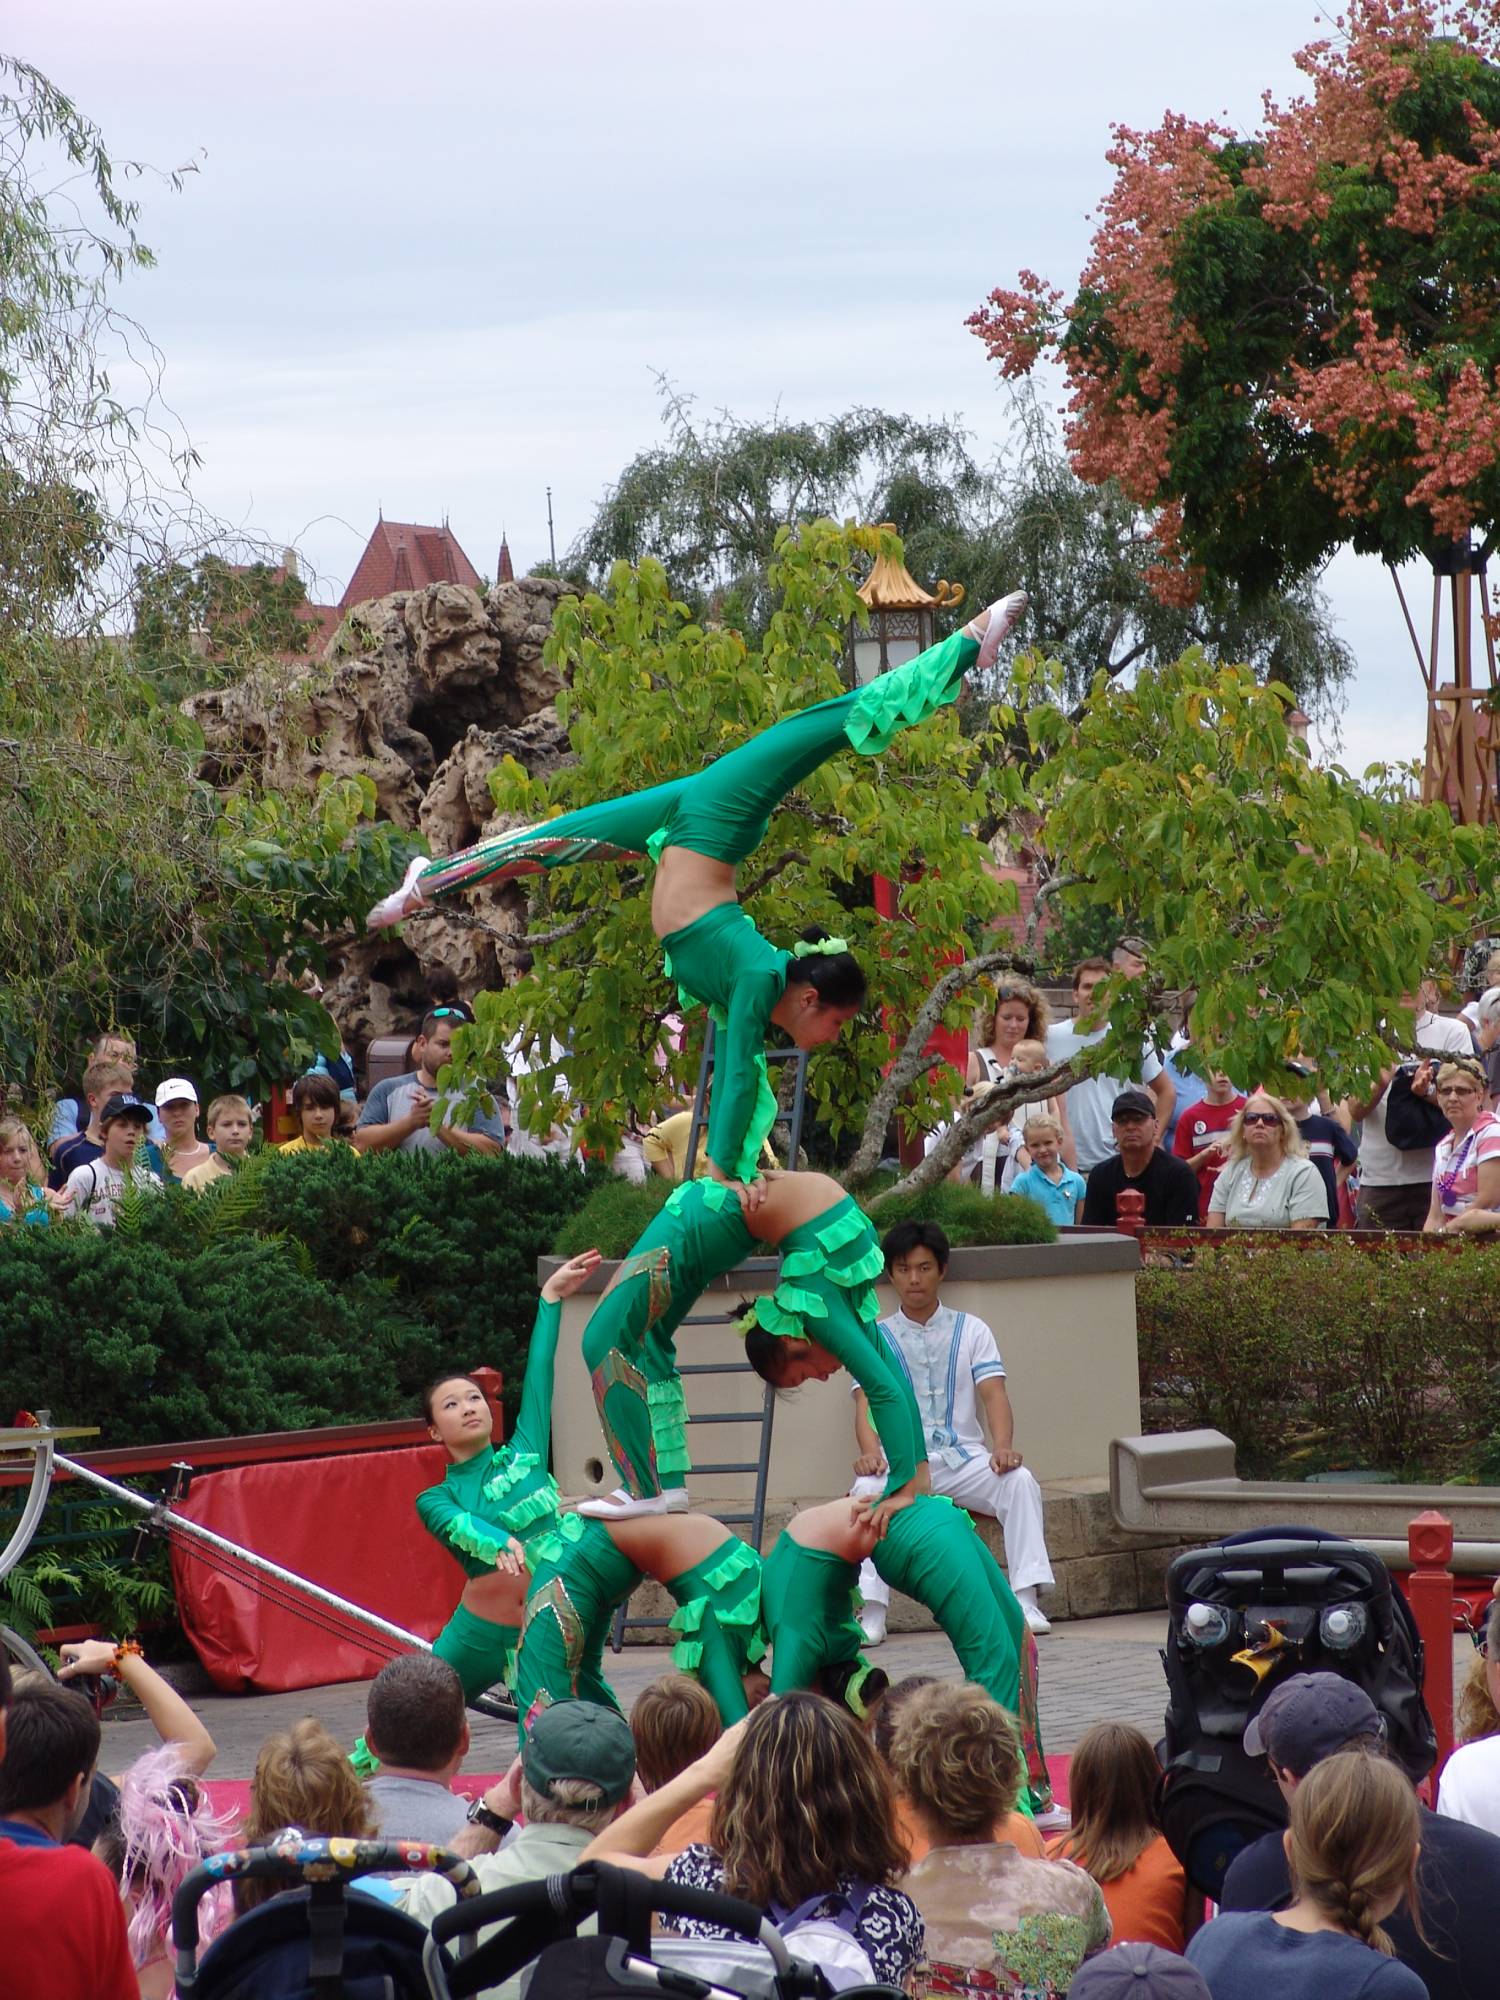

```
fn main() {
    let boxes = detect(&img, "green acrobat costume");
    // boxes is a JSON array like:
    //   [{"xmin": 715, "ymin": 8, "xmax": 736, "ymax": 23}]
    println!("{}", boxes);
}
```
[
  {"xmin": 581, "ymin": 1179, "xmax": 925, "ymax": 1507},
  {"xmin": 513, "ymin": 1516, "xmax": 765, "ymax": 1729},
  {"xmin": 416, "ymin": 1294, "xmax": 572, "ymax": 1702},
  {"xmin": 393, "ymin": 628, "xmax": 980, "ymax": 1181},
  {"xmin": 761, "ymin": 1495, "xmax": 1053, "ymax": 1816}
]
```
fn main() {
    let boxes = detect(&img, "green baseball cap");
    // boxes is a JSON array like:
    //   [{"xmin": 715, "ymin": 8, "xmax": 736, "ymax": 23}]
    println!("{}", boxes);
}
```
[{"xmin": 523, "ymin": 1699, "xmax": 636, "ymax": 1806}]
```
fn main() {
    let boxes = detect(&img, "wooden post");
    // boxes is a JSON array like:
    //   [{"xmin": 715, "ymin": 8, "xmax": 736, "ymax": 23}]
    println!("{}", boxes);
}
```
[{"xmin": 1408, "ymin": 1509, "xmax": 1454, "ymax": 1778}]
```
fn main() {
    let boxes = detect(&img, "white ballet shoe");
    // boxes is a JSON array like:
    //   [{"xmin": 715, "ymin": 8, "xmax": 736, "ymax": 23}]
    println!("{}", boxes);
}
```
[
  {"xmin": 967, "ymin": 588, "xmax": 1029, "ymax": 676},
  {"xmin": 1034, "ymin": 1802, "xmax": 1072, "ymax": 1834},
  {"xmin": 366, "ymin": 853, "xmax": 429, "ymax": 930},
  {"xmin": 858, "ymin": 1601, "xmax": 888, "ymax": 1647},
  {"xmin": 576, "ymin": 1486, "xmax": 689, "ymax": 1520}
]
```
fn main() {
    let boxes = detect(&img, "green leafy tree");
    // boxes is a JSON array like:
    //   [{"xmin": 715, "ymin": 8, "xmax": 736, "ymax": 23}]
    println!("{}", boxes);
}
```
[
  {"xmin": 575, "ymin": 383, "xmax": 1354, "ymax": 714},
  {"xmin": 444, "ymin": 523, "xmax": 1019, "ymax": 1157},
  {"xmin": 133, "ymin": 554, "xmax": 313, "ymax": 703}
]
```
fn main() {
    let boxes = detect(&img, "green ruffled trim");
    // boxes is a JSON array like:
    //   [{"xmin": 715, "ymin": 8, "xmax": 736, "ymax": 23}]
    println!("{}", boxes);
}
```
[
  {"xmin": 700, "ymin": 1538, "xmax": 759, "ymax": 1595},
  {"xmin": 669, "ymin": 1545, "xmax": 767, "ymax": 1673},
  {"xmin": 496, "ymin": 1483, "xmax": 562, "ymax": 1539},
  {"xmin": 525, "ymin": 1510, "xmax": 587, "ymax": 1568},
  {"xmin": 349, "ymin": 1735, "xmax": 380, "ymax": 1779},
  {"xmin": 754, "ymin": 1275, "xmax": 881, "ymax": 1340},
  {"xmin": 843, "ymin": 630, "xmax": 976, "ymax": 756},
  {"xmin": 814, "ymin": 1204, "xmax": 874, "ymax": 1255},
  {"xmin": 667, "ymin": 1178, "xmax": 737, "ymax": 1219},
  {"xmin": 442, "ymin": 1511, "xmax": 508, "ymax": 1568},
  {"xmin": 647, "ymin": 1376, "xmax": 692, "ymax": 1476},
  {"xmin": 646, "ymin": 825, "xmax": 672, "ymax": 865},
  {"xmin": 482, "ymin": 1448, "xmax": 544, "ymax": 1503}
]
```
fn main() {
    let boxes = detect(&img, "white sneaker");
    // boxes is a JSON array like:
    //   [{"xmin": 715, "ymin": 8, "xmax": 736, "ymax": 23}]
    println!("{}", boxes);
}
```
[
  {"xmin": 1016, "ymin": 1589, "xmax": 1052, "ymax": 1636},
  {"xmin": 576, "ymin": 1487, "xmax": 689, "ymax": 1520},
  {"xmin": 1034, "ymin": 1803, "xmax": 1071, "ymax": 1834},
  {"xmin": 366, "ymin": 853, "xmax": 429, "ymax": 930},
  {"xmin": 970, "ymin": 588, "xmax": 1029, "ymax": 675},
  {"xmin": 858, "ymin": 1602, "xmax": 887, "ymax": 1647}
]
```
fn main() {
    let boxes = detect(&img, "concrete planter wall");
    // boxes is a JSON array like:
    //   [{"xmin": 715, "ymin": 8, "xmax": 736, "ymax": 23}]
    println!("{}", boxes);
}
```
[{"xmin": 544, "ymin": 1230, "xmax": 1143, "ymax": 1503}]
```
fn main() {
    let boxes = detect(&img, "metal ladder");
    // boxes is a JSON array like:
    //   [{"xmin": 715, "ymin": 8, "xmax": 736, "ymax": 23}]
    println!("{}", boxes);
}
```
[{"xmin": 610, "ymin": 1025, "xmax": 809, "ymax": 1651}]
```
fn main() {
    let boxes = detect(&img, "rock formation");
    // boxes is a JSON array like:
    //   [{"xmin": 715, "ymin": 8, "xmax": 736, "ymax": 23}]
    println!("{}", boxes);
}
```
[{"xmin": 187, "ymin": 575, "xmax": 576, "ymax": 1050}]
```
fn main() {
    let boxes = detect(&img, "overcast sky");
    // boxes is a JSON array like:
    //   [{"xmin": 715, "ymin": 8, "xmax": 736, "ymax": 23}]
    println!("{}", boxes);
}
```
[{"xmin": 16, "ymin": 0, "xmax": 1434, "ymax": 772}]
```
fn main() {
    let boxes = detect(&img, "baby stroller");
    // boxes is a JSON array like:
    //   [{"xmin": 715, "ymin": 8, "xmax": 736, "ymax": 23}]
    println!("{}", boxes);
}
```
[
  {"xmin": 171, "ymin": 1831, "xmax": 481, "ymax": 1998},
  {"xmin": 423, "ymin": 1858, "xmax": 904, "ymax": 1999},
  {"xmin": 1156, "ymin": 1528, "xmax": 1436, "ymax": 1898}
]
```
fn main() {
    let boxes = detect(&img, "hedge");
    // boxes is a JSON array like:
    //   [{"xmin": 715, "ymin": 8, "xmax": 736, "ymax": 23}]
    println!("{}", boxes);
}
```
[
  {"xmin": 0, "ymin": 1146, "xmax": 595, "ymax": 1447},
  {"xmin": 552, "ymin": 1174, "xmax": 1056, "ymax": 1261},
  {"xmin": 1136, "ymin": 1238, "xmax": 1500, "ymax": 1481}
]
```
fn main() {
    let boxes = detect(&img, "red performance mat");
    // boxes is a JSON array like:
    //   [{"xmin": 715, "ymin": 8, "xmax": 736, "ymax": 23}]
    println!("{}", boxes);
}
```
[{"xmin": 170, "ymin": 1445, "xmax": 466, "ymax": 1693}]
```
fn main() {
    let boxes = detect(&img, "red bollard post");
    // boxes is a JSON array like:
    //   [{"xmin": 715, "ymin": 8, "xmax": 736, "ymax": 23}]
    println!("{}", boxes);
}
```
[
  {"xmin": 471, "ymin": 1366, "xmax": 506, "ymax": 1447},
  {"xmin": 1116, "ymin": 1188, "xmax": 1146, "ymax": 1238},
  {"xmin": 1408, "ymin": 1510, "xmax": 1454, "ymax": 1778}
]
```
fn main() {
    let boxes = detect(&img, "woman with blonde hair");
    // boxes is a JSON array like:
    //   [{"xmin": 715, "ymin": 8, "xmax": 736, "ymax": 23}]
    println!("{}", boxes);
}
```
[
  {"xmin": 1438, "ymin": 1595, "xmax": 1500, "ymax": 1834},
  {"xmin": 1047, "ymin": 1722, "xmax": 1192, "ymax": 1951},
  {"xmin": 232, "ymin": 1718, "xmax": 378, "ymax": 1914},
  {"xmin": 890, "ymin": 1681, "xmax": 1109, "ymax": 1998},
  {"xmin": 581, "ymin": 1691, "xmax": 924, "ymax": 1990},
  {"xmin": 1186, "ymin": 1751, "xmax": 1424, "ymax": 1998},
  {"xmin": 1422, "ymin": 1057, "xmax": 1500, "ymax": 1235},
  {"xmin": 1205, "ymin": 1091, "xmax": 1327, "ymax": 1230},
  {"xmin": 0, "ymin": 1114, "xmax": 48, "ymax": 1225}
]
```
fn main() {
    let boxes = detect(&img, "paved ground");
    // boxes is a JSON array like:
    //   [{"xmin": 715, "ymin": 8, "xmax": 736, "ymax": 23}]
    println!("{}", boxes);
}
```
[
  {"xmin": 98, "ymin": 1612, "xmax": 1478, "ymax": 1786},
  {"xmin": 98, "ymin": 1612, "xmax": 1181, "ymax": 1782}
]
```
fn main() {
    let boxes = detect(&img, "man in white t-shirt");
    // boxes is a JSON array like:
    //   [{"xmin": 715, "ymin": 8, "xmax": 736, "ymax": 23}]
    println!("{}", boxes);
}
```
[
  {"xmin": 1437, "ymin": 1597, "xmax": 1500, "ymax": 1836},
  {"xmin": 1412, "ymin": 979, "xmax": 1476, "ymax": 1058},
  {"xmin": 849, "ymin": 1220, "xmax": 1054, "ymax": 1639},
  {"xmin": 1045, "ymin": 957, "xmax": 1174, "ymax": 1172}
]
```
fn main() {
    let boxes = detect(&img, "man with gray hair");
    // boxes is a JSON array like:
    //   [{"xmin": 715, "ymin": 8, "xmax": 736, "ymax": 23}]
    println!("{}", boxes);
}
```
[{"xmin": 399, "ymin": 1699, "xmax": 637, "ymax": 1997}]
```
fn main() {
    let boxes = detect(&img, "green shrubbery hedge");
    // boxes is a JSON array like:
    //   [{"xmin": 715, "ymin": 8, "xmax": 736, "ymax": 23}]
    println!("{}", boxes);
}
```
[
  {"xmin": 1136, "ymin": 1238, "xmax": 1500, "ymax": 1480},
  {"xmin": 0, "ymin": 1147, "xmax": 594, "ymax": 1446},
  {"xmin": 551, "ymin": 1173, "xmax": 1056, "ymax": 1261}
]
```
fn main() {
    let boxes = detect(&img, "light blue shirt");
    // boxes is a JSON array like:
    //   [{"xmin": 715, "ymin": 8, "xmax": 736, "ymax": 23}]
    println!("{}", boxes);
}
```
[{"xmin": 1010, "ymin": 1162, "xmax": 1086, "ymax": 1227}]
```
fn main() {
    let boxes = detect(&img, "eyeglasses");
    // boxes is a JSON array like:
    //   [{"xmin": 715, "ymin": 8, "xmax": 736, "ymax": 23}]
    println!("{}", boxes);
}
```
[
  {"xmin": 1241, "ymin": 1111, "xmax": 1282, "ymax": 1126},
  {"xmin": 429, "ymin": 1007, "xmax": 467, "ymax": 1020}
]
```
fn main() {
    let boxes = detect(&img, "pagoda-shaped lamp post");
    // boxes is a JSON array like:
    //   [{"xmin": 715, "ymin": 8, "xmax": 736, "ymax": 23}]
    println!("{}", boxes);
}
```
[
  {"xmin": 848, "ymin": 531, "xmax": 965, "ymax": 684},
  {"xmin": 850, "ymin": 533, "xmax": 969, "ymax": 1163}
]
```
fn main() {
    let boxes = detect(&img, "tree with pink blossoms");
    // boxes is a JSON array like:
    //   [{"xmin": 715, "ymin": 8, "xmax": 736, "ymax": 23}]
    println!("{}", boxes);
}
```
[{"xmin": 971, "ymin": 0, "xmax": 1500, "ymax": 819}]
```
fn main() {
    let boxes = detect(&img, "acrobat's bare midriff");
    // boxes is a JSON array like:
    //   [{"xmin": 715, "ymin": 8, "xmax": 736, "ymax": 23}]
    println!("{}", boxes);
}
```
[
  {"xmin": 650, "ymin": 845, "xmax": 738, "ymax": 938},
  {"xmin": 743, "ymin": 1170, "xmax": 846, "ymax": 1244}
]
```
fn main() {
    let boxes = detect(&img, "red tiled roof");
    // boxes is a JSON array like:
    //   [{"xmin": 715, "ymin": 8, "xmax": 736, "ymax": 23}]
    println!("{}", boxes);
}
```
[{"xmin": 339, "ymin": 518, "xmax": 482, "ymax": 610}]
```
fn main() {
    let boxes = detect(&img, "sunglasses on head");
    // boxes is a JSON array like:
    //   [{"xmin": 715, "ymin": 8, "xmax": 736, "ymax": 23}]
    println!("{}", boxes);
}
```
[
  {"xmin": 1242, "ymin": 1110, "xmax": 1282, "ymax": 1126},
  {"xmin": 429, "ymin": 1007, "xmax": 466, "ymax": 1020}
]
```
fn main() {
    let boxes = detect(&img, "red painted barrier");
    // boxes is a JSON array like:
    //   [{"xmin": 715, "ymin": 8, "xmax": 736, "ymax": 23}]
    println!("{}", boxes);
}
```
[{"xmin": 1408, "ymin": 1510, "xmax": 1455, "ymax": 1777}]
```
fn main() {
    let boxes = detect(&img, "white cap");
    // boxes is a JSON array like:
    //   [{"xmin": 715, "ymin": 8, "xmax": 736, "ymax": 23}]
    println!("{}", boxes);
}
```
[{"xmin": 154, "ymin": 1077, "xmax": 199, "ymax": 1108}]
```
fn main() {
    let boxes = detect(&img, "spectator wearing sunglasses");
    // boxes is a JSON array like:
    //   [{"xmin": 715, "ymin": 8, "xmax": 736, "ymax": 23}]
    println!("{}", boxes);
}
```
[
  {"xmin": 1205, "ymin": 1093, "xmax": 1328, "ymax": 1230},
  {"xmin": 353, "ymin": 1010, "xmax": 506, "ymax": 1157}
]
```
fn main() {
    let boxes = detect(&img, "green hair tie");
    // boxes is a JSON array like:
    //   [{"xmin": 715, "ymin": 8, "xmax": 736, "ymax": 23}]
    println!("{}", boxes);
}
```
[{"xmin": 791, "ymin": 936, "xmax": 850, "ymax": 959}]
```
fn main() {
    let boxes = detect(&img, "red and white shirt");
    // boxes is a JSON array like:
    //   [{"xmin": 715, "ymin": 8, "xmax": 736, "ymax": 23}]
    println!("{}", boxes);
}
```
[{"xmin": 1434, "ymin": 1113, "xmax": 1500, "ymax": 1218}]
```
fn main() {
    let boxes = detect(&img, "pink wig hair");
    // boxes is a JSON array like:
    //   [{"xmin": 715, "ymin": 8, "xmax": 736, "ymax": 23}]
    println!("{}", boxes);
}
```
[{"xmin": 114, "ymin": 1742, "xmax": 239, "ymax": 1966}]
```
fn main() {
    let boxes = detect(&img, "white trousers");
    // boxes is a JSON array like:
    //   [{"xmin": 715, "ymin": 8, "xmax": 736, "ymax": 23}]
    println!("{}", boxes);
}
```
[{"xmin": 852, "ymin": 1453, "xmax": 1055, "ymax": 1601}]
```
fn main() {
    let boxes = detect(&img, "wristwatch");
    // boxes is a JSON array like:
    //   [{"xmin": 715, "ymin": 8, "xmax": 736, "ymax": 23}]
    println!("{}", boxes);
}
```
[{"xmin": 466, "ymin": 1798, "xmax": 513, "ymax": 1837}]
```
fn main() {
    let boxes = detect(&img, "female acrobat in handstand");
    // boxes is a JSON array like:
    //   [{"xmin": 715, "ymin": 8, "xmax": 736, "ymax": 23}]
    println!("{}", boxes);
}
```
[{"xmin": 370, "ymin": 591, "xmax": 1027, "ymax": 1210}]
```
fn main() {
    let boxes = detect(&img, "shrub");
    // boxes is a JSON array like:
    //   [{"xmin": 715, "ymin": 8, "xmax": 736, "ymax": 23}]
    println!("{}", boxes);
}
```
[
  {"xmin": 553, "ymin": 1174, "xmax": 671, "ymax": 1258},
  {"xmin": 858, "ymin": 1181, "xmax": 1056, "ymax": 1248},
  {"xmin": 0, "ymin": 1147, "xmax": 595, "ymax": 1446},
  {"xmin": 1137, "ymin": 1239, "xmax": 1500, "ymax": 1479}
]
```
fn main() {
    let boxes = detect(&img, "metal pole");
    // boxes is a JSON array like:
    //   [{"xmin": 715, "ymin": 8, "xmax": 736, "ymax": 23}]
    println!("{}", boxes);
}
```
[
  {"xmin": 546, "ymin": 486, "xmax": 557, "ymax": 568},
  {"xmin": 54, "ymin": 1455, "xmax": 430, "ymax": 1656}
]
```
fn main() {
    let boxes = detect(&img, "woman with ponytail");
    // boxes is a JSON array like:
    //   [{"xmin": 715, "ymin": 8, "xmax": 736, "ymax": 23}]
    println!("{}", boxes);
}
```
[
  {"xmin": 1186, "ymin": 1751, "xmax": 1425, "ymax": 1999},
  {"xmin": 370, "ymin": 590, "xmax": 1028, "ymax": 1213}
]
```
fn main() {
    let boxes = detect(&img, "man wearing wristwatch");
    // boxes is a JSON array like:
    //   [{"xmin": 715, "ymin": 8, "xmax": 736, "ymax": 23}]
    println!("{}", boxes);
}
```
[{"xmin": 400, "ymin": 1699, "xmax": 638, "ymax": 1974}]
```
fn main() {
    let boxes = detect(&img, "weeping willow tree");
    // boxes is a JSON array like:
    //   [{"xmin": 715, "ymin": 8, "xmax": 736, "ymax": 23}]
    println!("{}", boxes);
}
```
[{"xmin": 0, "ymin": 58, "xmax": 415, "ymax": 1099}]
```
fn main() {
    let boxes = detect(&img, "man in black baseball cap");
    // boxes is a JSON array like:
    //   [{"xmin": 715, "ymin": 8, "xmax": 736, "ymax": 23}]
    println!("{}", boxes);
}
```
[
  {"xmin": 1221, "ymin": 1669, "xmax": 1500, "ymax": 2000},
  {"xmin": 1080, "ymin": 1088, "xmax": 1200, "ymax": 1229}
]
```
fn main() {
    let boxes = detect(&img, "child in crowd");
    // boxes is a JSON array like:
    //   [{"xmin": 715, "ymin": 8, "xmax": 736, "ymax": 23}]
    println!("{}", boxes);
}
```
[
  {"xmin": 1047, "ymin": 1721, "xmax": 1194, "ymax": 1952},
  {"xmin": 182, "ymin": 1096, "xmax": 255, "ymax": 1190},
  {"xmin": 0, "ymin": 1114, "xmax": 49, "ymax": 1226},
  {"xmin": 48, "ymin": 1058, "xmax": 155, "ymax": 1189},
  {"xmin": 1009, "ymin": 1114, "xmax": 1087, "ymax": 1225},
  {"xmin": 1186, "ymin": 1752, "xmax": 1425, "ymax": 2000},
  {"xmin": 1172, "ymin": 1071, "xmax": 1248, "ymax": 1222},
  {"xmin": 278, "ymin": 1072, "xmax": 344, "ymax": 1153},
  {"xmin": 155, "ymin": 1078, "xmax": 213, "ymax": 1184},
  {"xmin": 51, "ymin": 1092, "xmax": 164, "ymax": 1226}
]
